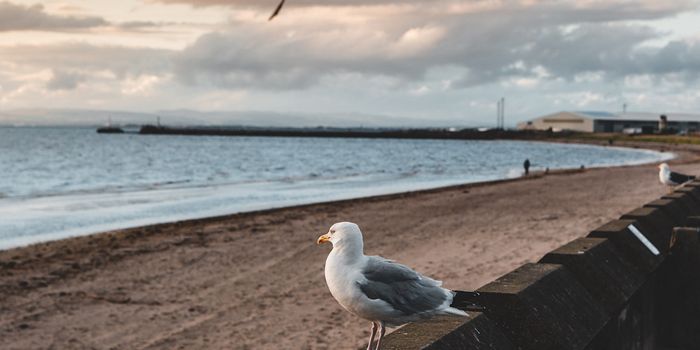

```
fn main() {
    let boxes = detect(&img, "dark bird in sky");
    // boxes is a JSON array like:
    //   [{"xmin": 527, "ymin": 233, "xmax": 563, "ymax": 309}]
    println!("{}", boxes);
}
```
[
  {"xmin": 658, "ymin": 163, "xmax": 695, "ymax": 191},
  {"xmin": 269, "ymin": 0, "xmax": 286, "ymax": 21}
]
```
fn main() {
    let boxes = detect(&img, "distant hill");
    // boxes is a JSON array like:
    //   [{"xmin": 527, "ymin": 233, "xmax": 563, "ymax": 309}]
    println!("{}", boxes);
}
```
[{"xmin": 0, "ymin": 108, "xmax": 472, "ymax": 129}]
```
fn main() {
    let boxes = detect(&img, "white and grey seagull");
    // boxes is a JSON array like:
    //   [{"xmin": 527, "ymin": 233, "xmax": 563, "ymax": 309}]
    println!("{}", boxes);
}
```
[
  {"xmin": 317, "ymin": 222, "xmax": 467, "ymax": 350},
  {"xmin": 658, "ymin": 163, "xmax": 695, "ymax": 192}
]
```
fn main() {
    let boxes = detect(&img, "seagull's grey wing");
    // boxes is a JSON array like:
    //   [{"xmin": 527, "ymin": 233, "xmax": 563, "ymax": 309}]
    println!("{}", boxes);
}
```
[
  {"xmin": 358, "ymin": 257, "xmax": 449, "ymax": 316},
  {"xmin": 670, "ymin": 171, "xmax": 695, "ymax": 184}
]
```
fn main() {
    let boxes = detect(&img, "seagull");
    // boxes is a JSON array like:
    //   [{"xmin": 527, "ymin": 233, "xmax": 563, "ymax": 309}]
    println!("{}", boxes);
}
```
[
  {"xmin": 269, "ymin": 0, "xmax": 286, "ymax": 21},
  {"xmin": 317, "ymin": 222, "xmax": 467, "ymax": 350},
  {"xmin": 658, "ymin": 163, "xmax": 695, "ymax": 191}
]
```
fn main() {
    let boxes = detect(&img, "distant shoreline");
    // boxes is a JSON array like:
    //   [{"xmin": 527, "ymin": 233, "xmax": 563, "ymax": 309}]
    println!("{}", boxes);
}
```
[
  {"xmin": 137, "ymin": 124, "xmax": 558, "ymax": 140},
  {"xmin": 100, "ymin": 124, "xmax": 700, "ymax": 148}
]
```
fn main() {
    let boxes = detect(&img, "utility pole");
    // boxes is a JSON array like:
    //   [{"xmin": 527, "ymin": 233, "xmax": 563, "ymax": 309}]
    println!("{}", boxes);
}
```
[
  {"xmin": 497, "ymin": 99, "xmax": 501, "ymax": 129},
  {"xmin": 501, "ymin": 97, "xmax": 505, "ymax": 129},
  {"xmin": 496, "ymin": 97, "xmax": 505, "ymax": 129}
]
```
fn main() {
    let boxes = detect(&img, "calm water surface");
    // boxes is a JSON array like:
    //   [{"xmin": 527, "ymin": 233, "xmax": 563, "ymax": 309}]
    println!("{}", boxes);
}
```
[{"xmin": 0, "ymin": 127, "xmax": 673, "ymax": 249}]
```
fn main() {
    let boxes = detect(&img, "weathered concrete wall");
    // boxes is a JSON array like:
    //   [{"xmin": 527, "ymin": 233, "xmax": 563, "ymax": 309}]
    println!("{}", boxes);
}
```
[
  {"xmin": 381, "ymin": 181, "xmax": 700, "ymax": 350},
  {"xmin": 382, "ymin": 314, "xmax": 515, "ymax": 350},
  {"xmin": 452, "ymin": 263, "xmax": 608, "ymax": 350}
]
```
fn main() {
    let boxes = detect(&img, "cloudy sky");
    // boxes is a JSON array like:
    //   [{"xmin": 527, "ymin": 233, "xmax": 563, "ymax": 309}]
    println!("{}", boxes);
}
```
[{"xmin": 1, "ymin": 0, "xmax": 699, "ymax": 127}]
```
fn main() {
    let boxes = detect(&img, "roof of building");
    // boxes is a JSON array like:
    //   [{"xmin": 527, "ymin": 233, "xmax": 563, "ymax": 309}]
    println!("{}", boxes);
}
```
[
  {"xmin": 572, "ymin": 111, "xmax": 617, "ymax": 118},
  {"xmin": 565, "ymin": 111, "xmax": 700, "ymax": 122}
]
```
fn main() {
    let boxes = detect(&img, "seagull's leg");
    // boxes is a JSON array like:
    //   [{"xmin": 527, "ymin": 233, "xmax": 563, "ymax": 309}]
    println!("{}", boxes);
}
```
[
  {"xmin": 366, "ymin": 321, "xmax": 378, "ymax": 350},
  {"xmin": 374, "ymin": 321, "xmax": 386, "ymax": 350}
]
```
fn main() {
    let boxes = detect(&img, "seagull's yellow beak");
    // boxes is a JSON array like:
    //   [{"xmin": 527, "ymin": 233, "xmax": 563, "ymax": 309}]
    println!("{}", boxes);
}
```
[{"xmin": 317, "ymin": 233, "xmax": 331, "ymax": 245}]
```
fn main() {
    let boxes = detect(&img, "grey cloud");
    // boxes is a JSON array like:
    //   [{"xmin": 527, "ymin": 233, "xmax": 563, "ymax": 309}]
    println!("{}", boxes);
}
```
[
  {"xmin": 46, "ymin": 70, "xmax": 85, "ymax": 90},
  {"xmin": 172, "ymin": 1, "xmax": 700, "ymax": 90},
  {"xmin": 117, "ymin": 21, "xmax": 162, "ymax": 29},
  {"xmin": 0, "ymin": 1, "xmax": 107, "ymax": 31},
  {"xmin": 0, "ymin": 2, "xmax": 182, "ymax": 33},
  {"xmin": 520, "ymin": 1, "xmax": 698, "ymax": 23},
  {"xmin": 503, "ymin": 25, "xmax": 700, "ymax": 85},
  {"xmin": 0, "ymin": 43, "xmax": 173, "ymax": 79},
  {"xmin": 2, "ymin": 0, "xmax": 699, "ymax": 100},
  {"xmin": 0, "ymin": 70, "xmax": 19, "ymax": 93},
  {"xmin": 638, "ymin": 41, "xmax": 700, "ymax": 76},
  {"xmin": 153, "ymin": 0, "xmax": 698, "ymax": 18},
  {"xmin": 154, "ymin": 0, "xmax": 430, "ymax": 7},
  {"xmin": 451, "ymin": 22, "xmax": 661, "ymax": 87},
  {"xmin": 115, "ymin": 20, "xmax": 193, "ymax": 31}
]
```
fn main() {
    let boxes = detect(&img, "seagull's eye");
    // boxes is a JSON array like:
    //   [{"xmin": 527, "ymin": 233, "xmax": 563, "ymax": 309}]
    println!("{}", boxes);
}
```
[{"xmin": 330, "ymin": 230, "xmax": 336, "ymax": 234}]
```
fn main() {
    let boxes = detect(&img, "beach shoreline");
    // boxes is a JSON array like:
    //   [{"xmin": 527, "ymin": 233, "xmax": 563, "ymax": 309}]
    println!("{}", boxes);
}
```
[
  {"xmin": 1, "ymin": 140, "xmax": 699, "ymax": 350},
  {"xmin": 0, "ymin": 138, "xmax": 674, "ymax": 251}
]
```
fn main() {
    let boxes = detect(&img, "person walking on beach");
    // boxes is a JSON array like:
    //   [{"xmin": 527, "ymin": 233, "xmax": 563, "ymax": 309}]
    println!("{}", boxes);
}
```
[{"xmin": 523, "ymin": 159, "xmax": 531, "ymax": 176}]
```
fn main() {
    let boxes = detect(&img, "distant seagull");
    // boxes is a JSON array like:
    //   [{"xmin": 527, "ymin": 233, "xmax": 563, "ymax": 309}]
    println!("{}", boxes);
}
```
[
  {"xmin": 269, "ymin": 0, "xmax": 286, "ymax": 21},
  {"xmin": 658, "ymin": 163, "xmax": 695, "ymax": 191},
  {"xmin": 317, "ymin": 222, "xmax": 467, "ymax": 350}
]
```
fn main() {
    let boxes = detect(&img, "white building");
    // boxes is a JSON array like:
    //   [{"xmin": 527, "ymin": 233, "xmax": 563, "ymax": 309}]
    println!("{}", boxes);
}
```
[{"xmin": 517, "ymin": 111, "xmax": 700, "ymax": 133}]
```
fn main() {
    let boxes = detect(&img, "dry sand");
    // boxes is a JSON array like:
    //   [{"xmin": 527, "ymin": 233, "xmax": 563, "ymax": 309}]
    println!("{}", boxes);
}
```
[{"xmin": 2, "ymin": 142, "xmax": 700, "ymax": 350}]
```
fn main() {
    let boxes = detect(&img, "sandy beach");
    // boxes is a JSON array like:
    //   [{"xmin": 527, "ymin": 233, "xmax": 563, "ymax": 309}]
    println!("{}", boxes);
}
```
[{"xmin": 2, "ymin": 142, "xmax": 700, "ymax": 350}]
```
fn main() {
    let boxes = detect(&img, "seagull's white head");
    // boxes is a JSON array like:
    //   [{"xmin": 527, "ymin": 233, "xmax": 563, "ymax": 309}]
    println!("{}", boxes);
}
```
[
  {"xmin": 316, "ymin": 222, "xmax": 363, "ymax": 248},
  {"xmin": 658, "ymin": 163, "xmax": 670, "ymax": 171}
]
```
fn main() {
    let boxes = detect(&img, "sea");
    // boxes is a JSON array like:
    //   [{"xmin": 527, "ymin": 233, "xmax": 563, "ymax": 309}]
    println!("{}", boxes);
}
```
[{"xmin": 0, "ymin": 127, "xmax": 674, "ymax": 249}]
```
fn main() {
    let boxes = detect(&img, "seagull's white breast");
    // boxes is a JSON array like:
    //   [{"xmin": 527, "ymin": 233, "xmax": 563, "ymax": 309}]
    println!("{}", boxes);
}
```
[
  {"xmin": 325, "ymin": 252, "xmax": 364, "ymax": 308},
  {"xmin": 660, "ymin": 168, "xmax": 673, "ymax": 186}
]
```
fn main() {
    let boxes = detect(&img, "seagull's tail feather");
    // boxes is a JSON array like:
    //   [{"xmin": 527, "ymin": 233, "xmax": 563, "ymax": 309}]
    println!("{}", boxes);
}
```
[
  {"xmin": 442, "ymin": 306, "xmax": 468, "ymax": 317},
  {"xmin": 433, "ymin": 289, "xmax": 468, "ymax": 317}
]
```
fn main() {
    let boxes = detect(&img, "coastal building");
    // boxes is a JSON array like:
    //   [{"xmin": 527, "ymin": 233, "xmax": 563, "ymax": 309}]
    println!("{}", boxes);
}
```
[{"xmin": 517, "ymin": 111, "xmax": 700, "ymax": 133}]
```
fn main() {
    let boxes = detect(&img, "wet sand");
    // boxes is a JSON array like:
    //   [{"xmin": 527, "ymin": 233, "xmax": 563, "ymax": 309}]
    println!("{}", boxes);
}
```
[{"xmin": 1, "ymin": 143, "xmax": 699, "ymax": 350}]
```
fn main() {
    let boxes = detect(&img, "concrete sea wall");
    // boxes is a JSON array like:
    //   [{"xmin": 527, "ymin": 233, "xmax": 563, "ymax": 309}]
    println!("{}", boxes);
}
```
[{"xmin": 382, "ymin": 181, "xmax": 700, "ymax": 350}]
